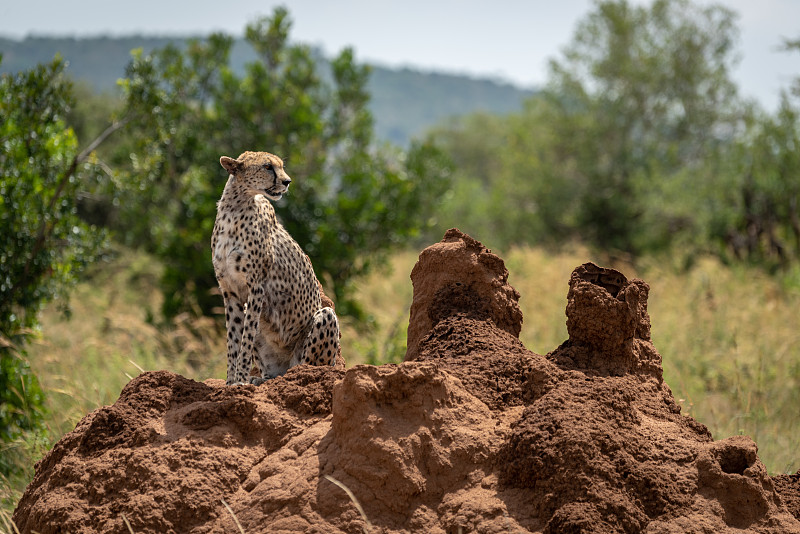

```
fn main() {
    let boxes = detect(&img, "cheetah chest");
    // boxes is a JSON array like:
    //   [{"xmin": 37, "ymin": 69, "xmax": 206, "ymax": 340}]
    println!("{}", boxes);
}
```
[
  {"xmin": 212, "ymin": 196, "xmax": 273, "ymax": 300},
  {"xmin": 213, "ymin": 226, "xmax": 252, "ymax": 301}
]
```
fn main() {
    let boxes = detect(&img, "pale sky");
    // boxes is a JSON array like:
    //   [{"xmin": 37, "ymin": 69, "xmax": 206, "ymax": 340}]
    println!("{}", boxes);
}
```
[{"xmin": 1, "ymin": 0, "xmax": 798, "ymax": 111}]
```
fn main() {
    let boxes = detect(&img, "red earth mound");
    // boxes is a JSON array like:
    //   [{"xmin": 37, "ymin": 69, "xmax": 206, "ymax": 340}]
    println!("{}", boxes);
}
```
[{"xmin": 13, "ymin": 229, "xmax": 800, "ymax": 533}]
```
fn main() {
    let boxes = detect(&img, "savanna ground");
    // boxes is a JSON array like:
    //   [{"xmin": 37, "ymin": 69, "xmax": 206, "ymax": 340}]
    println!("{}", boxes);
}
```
[{"xmin": 2, "ymin": 245, "xmax": 799, "ymax": 523}]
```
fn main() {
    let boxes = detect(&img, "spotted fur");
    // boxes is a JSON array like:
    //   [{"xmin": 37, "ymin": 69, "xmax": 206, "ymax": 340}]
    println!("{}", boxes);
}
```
[{"xmin": 211, "ymin": 151, "xmax": 340, "ymax": 385}]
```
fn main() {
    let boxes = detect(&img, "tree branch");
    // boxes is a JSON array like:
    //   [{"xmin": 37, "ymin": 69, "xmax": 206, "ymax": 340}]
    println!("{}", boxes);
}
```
[{"xmin": 19, "ymin": 116, "xmax": 131, "ymax": 292}]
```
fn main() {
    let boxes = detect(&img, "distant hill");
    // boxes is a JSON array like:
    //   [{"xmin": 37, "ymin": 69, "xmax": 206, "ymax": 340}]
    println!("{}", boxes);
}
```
[
  {"xmin": 368, "ymin": 66, "xmax": 535, "ymax": 144},
  {"xmin": 0, "ymin": 35, "xmax": 536, "ymax": 145}
]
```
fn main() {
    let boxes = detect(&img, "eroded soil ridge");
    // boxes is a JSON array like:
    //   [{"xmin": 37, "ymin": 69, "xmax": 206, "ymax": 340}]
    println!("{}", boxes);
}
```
[{"xmin": 13, "ymin": 229, "xmax": 800, "ymax": 533}]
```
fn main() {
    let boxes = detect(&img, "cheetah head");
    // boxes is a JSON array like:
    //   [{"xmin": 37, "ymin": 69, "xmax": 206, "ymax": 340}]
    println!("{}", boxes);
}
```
[{"xmin": 220, "ymin": 151, "xmax": 292, "ymax": 201}]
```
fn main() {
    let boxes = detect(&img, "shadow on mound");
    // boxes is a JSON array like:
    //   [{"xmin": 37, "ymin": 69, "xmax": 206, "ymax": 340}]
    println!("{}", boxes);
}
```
[{"xmin": 13, "ymin": 229, "xmax": 800, "ymax": 534}]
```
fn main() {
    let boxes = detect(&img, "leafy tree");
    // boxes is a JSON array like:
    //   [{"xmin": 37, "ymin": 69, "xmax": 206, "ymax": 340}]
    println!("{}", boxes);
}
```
[
  {"xmin": 542, "ymin": 0, "xmax": 741, "ymax": 253},
  {"xmin": 0, "ymin": 56, "xmax": 113, "ymax": 463},
  {"xmin": 429, "ymin": 0, "xmax": 743, "ymax": 254},
  {"xmin": 710, "ymin": 46, "xmax": 800, "ymax": 267},
  {"xmin": 425, "ymin": 108, "xmax": 560, "ymax": 248},
  {"xmin": 785, "ymin": 36, "xmax": 800, "ymax": 99},
  {"xmin": 116, "ymin": 7, "xmax": 451, "ymax": 319},
  {"xmin": 424, "ymin": 113, "xmax": 506, "ymax": 243}
]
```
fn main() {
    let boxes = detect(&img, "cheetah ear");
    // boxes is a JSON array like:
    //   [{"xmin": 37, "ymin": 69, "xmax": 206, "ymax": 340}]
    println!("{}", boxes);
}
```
[{"xmin": 220, "ymin": 156, "xmax": 242, "ymax": 175}]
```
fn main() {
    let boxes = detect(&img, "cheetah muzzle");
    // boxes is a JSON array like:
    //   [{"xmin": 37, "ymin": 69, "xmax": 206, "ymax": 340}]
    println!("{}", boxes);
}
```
[{"xmin": 211, "ymin": 151, "xmax": 340, "ymax": 385}]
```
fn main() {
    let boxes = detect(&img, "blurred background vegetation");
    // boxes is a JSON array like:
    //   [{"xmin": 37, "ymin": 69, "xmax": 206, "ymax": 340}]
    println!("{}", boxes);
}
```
[{"xmin": 1, "ymin": 0, "xmax": 799, "ymax": 516}]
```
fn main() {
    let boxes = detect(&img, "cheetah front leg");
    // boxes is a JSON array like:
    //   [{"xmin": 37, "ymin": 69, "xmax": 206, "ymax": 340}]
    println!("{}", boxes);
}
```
[
  {"xmin": 292, "ymin": 307, "xmax": 340, "ymax": 367},
  {"xmin": 234, "ymin": 283, "xmax": 265, "ymax": 384},
  {"xmin": 222, "ymin": 289, "xmax": 246, "ymax": 385}
]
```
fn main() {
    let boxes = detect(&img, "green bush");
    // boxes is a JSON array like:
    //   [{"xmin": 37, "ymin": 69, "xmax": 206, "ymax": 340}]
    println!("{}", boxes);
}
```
[
  {"xmin": 0, "ymin": 55, "xmax": 108, "ymax": 465},
  {"xmin": 0, "ymin": 345, "xmax": 46, "ymax": 476}
]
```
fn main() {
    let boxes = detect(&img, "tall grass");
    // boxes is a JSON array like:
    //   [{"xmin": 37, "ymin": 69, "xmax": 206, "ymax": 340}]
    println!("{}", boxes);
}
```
[
  {"xmin": 2, "ymin": 245, "xmax": 798, "ymax": 519},
  {"xmin": 339, "ymin": 250, "xmax": 418, "ymax": 365},
  {"xmin": 22, "ymin": 250, "xmax": 225, "ymax": 437},
  {"xmin": 644, "ymin": 256, "xmax": 800, "ymax": 474}
]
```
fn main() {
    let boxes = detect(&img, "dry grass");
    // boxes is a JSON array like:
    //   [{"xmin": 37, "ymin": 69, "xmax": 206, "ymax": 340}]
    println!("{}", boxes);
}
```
[
  {"xmin": 324, "ymin": 475, "xmax": 373, "ymax": 533},
  {"xmin": 644, "ymin": 256, "xmax": 800, "ymax": 474},
  {"xmin": 0, "ymin": 505, "xmax": 21, "ymax": 534},
  {"xmin": 340, "ymin": 250, "xmax": 418, "ymax": 365},
  {"xmin": 221, "ymin": 499, "xmax": 246, "ymax": 534},
  {"xmin": 23, "ymin": 249, "xmax": 225, "ymax": 440},
  {"xmin": 3, "ymin": 244, "xmax": 799, "ymax": 519}
]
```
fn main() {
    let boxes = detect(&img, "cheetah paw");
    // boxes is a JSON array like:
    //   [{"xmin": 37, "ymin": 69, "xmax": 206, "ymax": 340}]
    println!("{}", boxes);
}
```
[{"xmin": 249, "ymin": 376, "xmax": 271, "ymax": 386}]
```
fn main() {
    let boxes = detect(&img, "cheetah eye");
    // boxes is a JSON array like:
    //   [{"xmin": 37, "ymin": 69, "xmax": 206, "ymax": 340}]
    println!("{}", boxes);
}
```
[{"xmin": 263, "ymin": 163, "xmax": 273, "ymax": 171}]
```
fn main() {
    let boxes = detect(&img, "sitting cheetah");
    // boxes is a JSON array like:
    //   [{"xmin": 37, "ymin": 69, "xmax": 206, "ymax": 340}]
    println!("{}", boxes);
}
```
[{"xmin": 212, "ymin": 151, "xmax": 340, "ymax": 385}]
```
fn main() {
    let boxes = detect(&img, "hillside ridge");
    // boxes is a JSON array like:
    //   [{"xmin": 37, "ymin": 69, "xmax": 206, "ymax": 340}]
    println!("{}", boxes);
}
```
[{"xmin": 0, "ymin": 35, "xmax": 535, "ymax": 145}]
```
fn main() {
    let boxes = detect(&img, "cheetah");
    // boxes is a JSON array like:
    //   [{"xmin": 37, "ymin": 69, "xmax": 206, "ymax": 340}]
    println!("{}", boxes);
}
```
[{"xmin": 211, "ymin": 151, "xmax": 340, "ymax": 385}]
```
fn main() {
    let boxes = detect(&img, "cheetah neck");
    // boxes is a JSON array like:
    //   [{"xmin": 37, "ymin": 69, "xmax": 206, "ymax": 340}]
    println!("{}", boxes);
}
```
[{"xmin": 219, "ymin": 177, "xmax": 272, "ymax": 206}]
